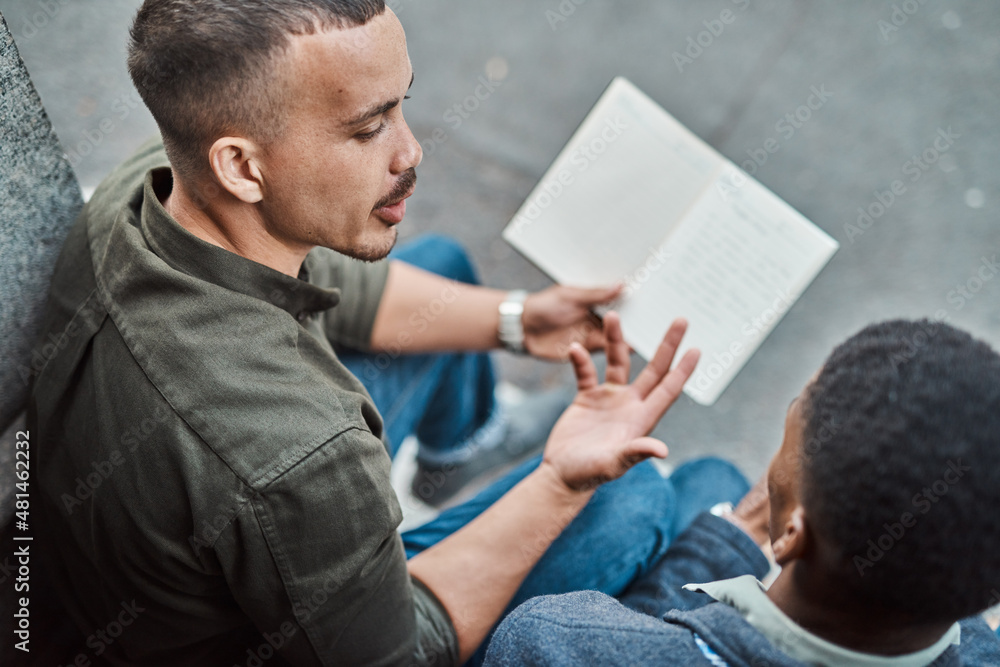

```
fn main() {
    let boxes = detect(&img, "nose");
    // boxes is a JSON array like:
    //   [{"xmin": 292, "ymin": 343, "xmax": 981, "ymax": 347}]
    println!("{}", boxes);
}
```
[{"xmin": 391, "ymin": 115, "xmax": 423, "ymax": 174}]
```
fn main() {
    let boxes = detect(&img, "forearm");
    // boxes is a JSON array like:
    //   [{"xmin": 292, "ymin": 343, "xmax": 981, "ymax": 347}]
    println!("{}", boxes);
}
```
[
  {"xmin": 369, "ymin": 261, "xmax": 506, "ymax": 353},
  {"xmin": 407, "ymin": 462, "xmax": 593, "ymax": 662}
]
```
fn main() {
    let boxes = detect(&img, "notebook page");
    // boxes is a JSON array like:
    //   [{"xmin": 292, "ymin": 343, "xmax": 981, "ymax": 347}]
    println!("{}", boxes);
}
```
[
  {"xmin": 503, "ymin": 77, "xmax": 723, "ymax": 287},
  {"xmin": 617, "ymin": 168, "xmax": 839, "ymax": 405}
]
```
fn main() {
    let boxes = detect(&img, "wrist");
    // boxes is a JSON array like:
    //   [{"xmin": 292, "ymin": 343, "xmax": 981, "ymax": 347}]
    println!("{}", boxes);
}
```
[
  {"xmin": 497, "ymin": 290, "xmax": 529, "ymax": 353},
  {"xmin": 722, "ymin": 510, "xmax": 770, "ymax": 549},
  {"xmin": 532, "ymin": 460, "xmax": 596, "ymax": 506}
]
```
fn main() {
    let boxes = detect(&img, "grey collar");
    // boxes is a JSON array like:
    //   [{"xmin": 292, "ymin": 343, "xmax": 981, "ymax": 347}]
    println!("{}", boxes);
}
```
[{"xmin": 684, "ymin": 576, "xmax": 960, "ymax": 667}]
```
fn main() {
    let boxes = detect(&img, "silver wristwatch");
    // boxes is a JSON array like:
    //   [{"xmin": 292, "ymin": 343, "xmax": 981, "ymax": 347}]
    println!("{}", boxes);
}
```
[{"xmin": 498, "ymin": 290, "xmax": 529, "ymax": 354}]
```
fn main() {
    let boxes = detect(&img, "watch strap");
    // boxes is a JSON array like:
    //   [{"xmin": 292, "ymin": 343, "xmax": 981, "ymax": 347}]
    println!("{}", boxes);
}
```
[{"xmin": 498, "ymin": 290, "xmax": 529, "ymax": 354}]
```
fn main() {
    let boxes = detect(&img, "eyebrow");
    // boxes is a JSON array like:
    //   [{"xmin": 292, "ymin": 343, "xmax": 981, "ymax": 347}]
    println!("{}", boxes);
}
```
[{"xmin": 343, "ymin": 72, "xmax": 414, "ymax": 127}]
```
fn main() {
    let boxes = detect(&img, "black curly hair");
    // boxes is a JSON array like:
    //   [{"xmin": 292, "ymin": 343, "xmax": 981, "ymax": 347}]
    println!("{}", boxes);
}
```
[{"xmin": 800, "ymin": 319, "xmax": 1000, "ymax": 623}]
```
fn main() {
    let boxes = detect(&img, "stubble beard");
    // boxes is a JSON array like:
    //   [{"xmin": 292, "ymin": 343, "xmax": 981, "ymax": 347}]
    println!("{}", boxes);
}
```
[{"xmin": 345, "ymin": 224, "xmax": 399, "ymax": 263}]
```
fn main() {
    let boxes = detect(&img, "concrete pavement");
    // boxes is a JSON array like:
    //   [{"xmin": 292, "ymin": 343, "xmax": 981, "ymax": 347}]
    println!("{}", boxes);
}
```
[{"xmin": 2, "ymin": 0, "xmax": 997, "ymax": 479}]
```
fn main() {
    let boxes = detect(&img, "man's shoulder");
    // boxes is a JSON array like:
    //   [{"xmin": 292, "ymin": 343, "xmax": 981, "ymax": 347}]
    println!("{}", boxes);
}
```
[
  {"xmin": 485, "ymin": 591, "xmax": 705, "ymax": 665},
  {"xmin": 102, "ymin": 299, "xmax": 384, "ymax": 487},
  {"xmin": 486, "ymin": 591, "xmax": 806, "ymax": 666},
  {"xmin": 70, "ymin": 141, "xmax": 386, "ymax": 484}
]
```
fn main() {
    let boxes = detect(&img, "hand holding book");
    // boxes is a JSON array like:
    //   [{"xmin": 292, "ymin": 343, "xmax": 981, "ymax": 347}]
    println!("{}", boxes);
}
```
[{"xmin": 504, "ymin": 77, "xmax": 839, "ymax": 405}]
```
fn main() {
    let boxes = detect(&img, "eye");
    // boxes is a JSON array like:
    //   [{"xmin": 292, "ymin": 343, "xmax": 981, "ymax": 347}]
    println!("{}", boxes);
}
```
[{"xmin": 356, "ymin": 120, "xmax": 387, "ymax": 142}]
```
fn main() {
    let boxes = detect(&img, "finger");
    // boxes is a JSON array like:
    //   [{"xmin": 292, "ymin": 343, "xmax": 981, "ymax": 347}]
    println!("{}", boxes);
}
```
[
  {"xmin": 564, "ymin": 284, "xmax": 624, "ymax": 307},
  {"xmin": 645, "ymin": 348, "xmax": 700, "ymax": 414},
  {"xmin": 581, "ymin": 313, "xmax": 607, "ymax": 351},
  {"xmin": 633, "ymin": 318, "xmax": 689, "ymax": 398},
  {"xmin": 603, "ymin": 312, "xmax": 631, "ymax": 385},
  {"xmin": 568, "ymin": 342, "xmax": 599, "ymax": 391}
]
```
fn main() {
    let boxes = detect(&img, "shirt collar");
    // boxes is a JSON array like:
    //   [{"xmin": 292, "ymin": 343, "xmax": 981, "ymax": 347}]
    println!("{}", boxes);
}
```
[
  {"xmin": 139, "ymin": 167, "xmax": 341, "ymax": 321},
  {"xmin": 684, "ymin": 576, "xmax": 961, "ymax": 667}
]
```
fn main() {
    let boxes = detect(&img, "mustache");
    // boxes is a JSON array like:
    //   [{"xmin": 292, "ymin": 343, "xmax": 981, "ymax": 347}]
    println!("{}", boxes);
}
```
[{"xmin": 374, "ymin": 168, "xmax": 417, "ymax": 209}]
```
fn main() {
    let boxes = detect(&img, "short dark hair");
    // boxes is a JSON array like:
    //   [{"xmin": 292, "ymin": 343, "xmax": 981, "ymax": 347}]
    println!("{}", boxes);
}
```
[
  {"xmin": 801, "ymin": 319, "xmax": 1000, "ymax": 622},
  {"xmin": 127, "ymin": 0, "xmax": 386, "ymax": 180}
]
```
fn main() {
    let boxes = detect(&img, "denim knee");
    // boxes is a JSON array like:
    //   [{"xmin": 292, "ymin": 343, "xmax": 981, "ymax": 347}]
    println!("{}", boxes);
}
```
[
  {"xmin": 538, "ymin": 461, "xmax": 675, "ymax": 596},
  {"xmin": 670, "ymin": 456, "xmax": 750, "ymax": 495},
  {"xmin": 393, "ymin": 234, "xmax": 480, "ymax": 285},
  {"xmin": 668, "ymin": 456, "xmax": 751, "ymax": 540}
]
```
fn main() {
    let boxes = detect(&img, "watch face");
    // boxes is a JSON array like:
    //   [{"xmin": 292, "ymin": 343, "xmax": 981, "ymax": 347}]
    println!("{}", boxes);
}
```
[
  {"xmin": 500, "ymin": 303, "xmax": 523, "ymax": 316},
  {"xmin": 499, "ymin": 292, "xmax": 527, "ymax": 352}
]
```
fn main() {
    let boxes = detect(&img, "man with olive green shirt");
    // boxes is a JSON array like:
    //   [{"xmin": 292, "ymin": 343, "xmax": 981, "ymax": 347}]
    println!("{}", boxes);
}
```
[{"xmin": 29, "ymin": 2, "xmax": 746, "ymax": 664}]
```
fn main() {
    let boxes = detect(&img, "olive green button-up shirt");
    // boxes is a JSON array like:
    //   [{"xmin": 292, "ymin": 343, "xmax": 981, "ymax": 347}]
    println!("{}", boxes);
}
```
[{"xmin": 30, "ymin": 137, "xmax": 458, "ymax": 666}]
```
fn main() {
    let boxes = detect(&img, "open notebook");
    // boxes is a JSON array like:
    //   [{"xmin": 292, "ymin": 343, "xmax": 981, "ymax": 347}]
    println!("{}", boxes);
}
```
[{"xmin": 503, "ymin": 77, "xmax": 839, "ymax": 405}]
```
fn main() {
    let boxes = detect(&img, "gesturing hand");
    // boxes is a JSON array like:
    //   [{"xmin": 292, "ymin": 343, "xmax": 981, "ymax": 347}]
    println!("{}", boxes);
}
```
[{"xmin": 541, "ymin": 312, "xmax": 700, "ymax": 492}]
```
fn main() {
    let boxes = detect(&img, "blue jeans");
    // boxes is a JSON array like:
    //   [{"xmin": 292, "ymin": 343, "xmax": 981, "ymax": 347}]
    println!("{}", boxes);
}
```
[
  {"xmin": 340, "ymin": 235, "xmax": 751, "ymax": 663},
  {"xmin": 339, "ymin": 234, "xmax": 497, "ymax": 461},
  {"xmin": 406, "ymin": 455, "xmax": 750, "ymax": 665}
]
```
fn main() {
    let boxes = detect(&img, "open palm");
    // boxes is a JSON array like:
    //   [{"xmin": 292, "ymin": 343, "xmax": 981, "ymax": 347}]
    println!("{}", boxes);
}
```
[{"xmin": 543, "ymin": 312, "xmax": 700, "ymax": 491}]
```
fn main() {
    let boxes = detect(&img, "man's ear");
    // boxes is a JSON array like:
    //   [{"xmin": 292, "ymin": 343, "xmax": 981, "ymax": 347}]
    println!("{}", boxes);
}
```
[
  {"xmin": 771, "ymin": 505, "xmax": 808, "ymax": 566},
  {"xmin": 208, "ymin": 137, "xmax": 265, "ymax": 204}
]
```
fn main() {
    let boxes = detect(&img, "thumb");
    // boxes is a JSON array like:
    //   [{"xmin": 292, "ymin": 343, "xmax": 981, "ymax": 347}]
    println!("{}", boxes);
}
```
[
  {"xmin": 565, "ymin": 284, "xmax": 623, "ymax": 307},
  {"xmin": 620, "ymin": 437, "xmax": 669, "ymax": 468}
]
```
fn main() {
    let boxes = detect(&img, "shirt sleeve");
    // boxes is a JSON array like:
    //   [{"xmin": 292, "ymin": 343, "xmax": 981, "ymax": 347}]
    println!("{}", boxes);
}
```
[
  {"xmin": 305, "ymin": 247, "xmax": 390, "ymax": 351},
  {"xmin": 214, "ymin": 426, "xmax": 458, "ymax": 666}
]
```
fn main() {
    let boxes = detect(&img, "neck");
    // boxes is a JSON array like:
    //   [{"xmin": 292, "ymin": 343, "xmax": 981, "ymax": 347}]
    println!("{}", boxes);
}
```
[
  {"xmin": 162, "ymin": 171, "xmax": 311, "ymax": 278},
  {"xmin": 765, "ymin": 563, "xmax": 953, "ymax": 655}
]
